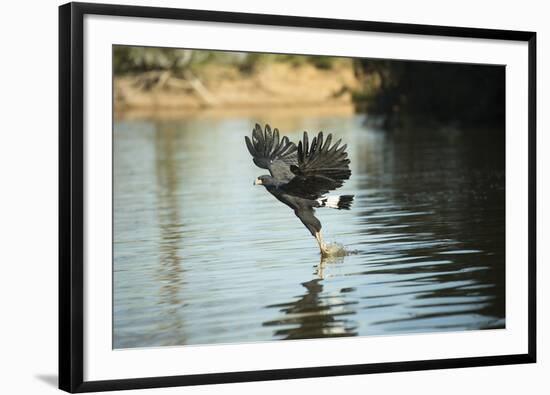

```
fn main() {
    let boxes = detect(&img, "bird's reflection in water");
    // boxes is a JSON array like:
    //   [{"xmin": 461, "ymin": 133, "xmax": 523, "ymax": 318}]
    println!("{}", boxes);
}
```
[
  {"xmin": 263, "ymin": 256, "xmax": 358, "ymax": 340},
  {"xmin": 315, "ymin": 254, "xmax": 345, "ymax": 279}
]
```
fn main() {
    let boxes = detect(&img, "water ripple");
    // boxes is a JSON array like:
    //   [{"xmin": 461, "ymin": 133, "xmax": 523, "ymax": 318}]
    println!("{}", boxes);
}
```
[{"xmin": 113, "ymin": 116, "xmax": 505, "ymax": 348}]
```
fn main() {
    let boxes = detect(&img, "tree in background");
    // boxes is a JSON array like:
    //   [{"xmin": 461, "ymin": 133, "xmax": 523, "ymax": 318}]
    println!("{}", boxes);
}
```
[{"xmin": 354, "ymin": 59, "xmax": 505, "ymax": 129}]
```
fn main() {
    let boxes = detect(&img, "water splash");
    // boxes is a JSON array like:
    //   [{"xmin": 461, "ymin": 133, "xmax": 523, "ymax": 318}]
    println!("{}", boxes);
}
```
[
  {"xmin": 315, "ymin": 243, "xmax": 358, "ymax": 278},
  {"xmin": 324, "ymin": 242, "xmax": 358, "ymax": 257}
]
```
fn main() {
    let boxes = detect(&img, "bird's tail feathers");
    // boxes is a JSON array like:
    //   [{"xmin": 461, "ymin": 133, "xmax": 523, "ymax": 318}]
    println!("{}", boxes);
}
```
[{"xmin": 317, "ymin": 195, "xmax": 354, "ymax": 210}]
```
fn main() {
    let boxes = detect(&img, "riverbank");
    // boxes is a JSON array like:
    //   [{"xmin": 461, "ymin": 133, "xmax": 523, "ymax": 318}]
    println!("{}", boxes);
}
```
[{"xmin": 114, "ymin": 62, "xmax": 360, "ymax": 120}]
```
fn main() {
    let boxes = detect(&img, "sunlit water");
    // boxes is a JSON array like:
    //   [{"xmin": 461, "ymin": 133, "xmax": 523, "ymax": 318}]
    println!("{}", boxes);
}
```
[{"xmin": 113, "ymin": 114, "xmax": 505, "ymax": 348}]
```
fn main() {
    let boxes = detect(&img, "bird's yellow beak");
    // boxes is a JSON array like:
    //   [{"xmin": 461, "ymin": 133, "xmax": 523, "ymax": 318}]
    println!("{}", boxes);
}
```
[{"xmin": 254, "ymin": 178, "xmax": 262, "ymax": 185}]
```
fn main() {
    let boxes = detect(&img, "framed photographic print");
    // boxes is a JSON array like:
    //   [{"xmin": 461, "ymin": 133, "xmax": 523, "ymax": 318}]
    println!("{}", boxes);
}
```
[{"xmin": 59, "ymin": 2, "xmax": 536, "ymax": 392}]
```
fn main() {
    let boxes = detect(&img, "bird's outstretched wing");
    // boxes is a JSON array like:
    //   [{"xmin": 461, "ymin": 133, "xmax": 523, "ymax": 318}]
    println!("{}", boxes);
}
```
[
  {"xmin": 245, "ymin": 124, "xmax": 297, "ymax": 183},
  {"xmin": 281, "ymin": 131, "xmax": 351, "ymax": 199}
]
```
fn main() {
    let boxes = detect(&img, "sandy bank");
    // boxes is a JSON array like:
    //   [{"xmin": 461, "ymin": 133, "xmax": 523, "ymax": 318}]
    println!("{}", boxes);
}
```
[{"xmin": 114, "ymin": 62, "xmax": 360, "ymax": 120}]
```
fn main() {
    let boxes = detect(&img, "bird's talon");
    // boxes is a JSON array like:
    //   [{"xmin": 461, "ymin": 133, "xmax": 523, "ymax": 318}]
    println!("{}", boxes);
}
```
[{"xmin": 315, "ymin": 231, "xmax": 331, "ymax": 257}]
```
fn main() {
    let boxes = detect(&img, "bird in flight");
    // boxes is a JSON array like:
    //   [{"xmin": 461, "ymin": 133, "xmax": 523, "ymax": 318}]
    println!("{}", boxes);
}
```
[{"xmin": 245, "ymin": 124, "xmax": 354, "ymax": 257}]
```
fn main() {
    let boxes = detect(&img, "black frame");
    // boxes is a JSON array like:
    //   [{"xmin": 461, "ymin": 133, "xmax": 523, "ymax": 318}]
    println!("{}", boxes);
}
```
[{"xmin": 59, "ymin": 2, "xmax": 537, "ymax": 392}]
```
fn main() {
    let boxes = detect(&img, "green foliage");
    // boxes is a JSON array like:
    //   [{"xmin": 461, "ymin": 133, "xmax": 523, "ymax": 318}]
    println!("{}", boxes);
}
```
[
  {"xmin": 237, "ymin": 52, "xmax": 264, "ymax": 74},
  {"xmin": 113, "ymin": 46, "xmax": 341, "ymax": 75},
  {"xmin": 113, "ymin": 46, "xmax": 194, "ymax": 74},
  {"xmin": 308, "ymin": 56, "xmax": 335, "ymax": 69}
]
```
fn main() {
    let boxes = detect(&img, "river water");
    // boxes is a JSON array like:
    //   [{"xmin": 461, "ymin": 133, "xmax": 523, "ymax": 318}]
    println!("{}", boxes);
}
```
[{"xmin": 113, "ymin": 113, "xmax": 505, "ymax": 348}]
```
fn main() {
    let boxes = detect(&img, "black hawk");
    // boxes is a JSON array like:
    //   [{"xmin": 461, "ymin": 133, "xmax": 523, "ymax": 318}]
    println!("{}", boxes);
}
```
[{"xmin": 245, "ymin": 124, "xmax": 354, "ymax": 257}]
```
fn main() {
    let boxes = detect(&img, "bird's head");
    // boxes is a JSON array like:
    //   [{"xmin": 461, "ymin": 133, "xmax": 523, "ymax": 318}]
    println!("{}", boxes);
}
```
[{"xmin": 254, "ymin": 175, "xmax": 275, "ymax": 187}]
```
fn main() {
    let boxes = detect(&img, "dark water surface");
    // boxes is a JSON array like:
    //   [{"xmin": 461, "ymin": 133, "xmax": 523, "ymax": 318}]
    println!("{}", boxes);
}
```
[{"xmin": 113, "ymin": 114, "xmax": 505, "ymax": 348}]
